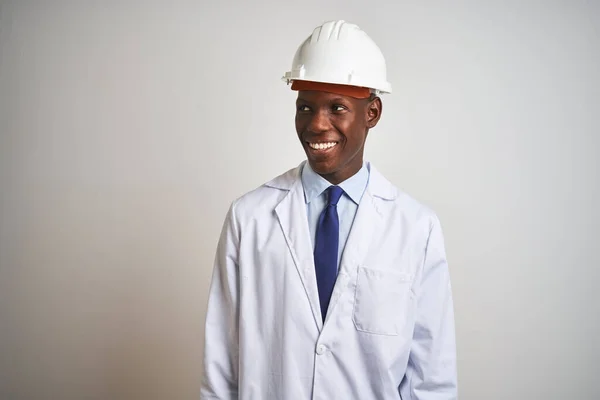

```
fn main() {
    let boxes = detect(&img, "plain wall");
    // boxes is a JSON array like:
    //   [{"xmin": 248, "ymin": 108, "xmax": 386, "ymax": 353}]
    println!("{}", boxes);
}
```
[{"xmin": 1, "ymin": 1, "xmax": 598, "ymax": 399}]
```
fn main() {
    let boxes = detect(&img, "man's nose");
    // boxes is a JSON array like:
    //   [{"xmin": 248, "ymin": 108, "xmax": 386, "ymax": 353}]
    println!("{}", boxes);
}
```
[{"xmin": 307, "ymin": 110, "xmax": 330, "ymax": 134}]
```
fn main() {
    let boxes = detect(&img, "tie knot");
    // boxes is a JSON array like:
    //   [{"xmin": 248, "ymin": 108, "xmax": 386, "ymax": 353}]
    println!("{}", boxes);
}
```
[{"xmin": 327, "ymin": 186, "xmax": 344, "ymax": 206}]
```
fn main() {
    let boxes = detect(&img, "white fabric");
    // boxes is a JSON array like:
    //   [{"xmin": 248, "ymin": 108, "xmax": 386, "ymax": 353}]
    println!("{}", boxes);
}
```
[{"xmin": 201, "ymin": 161, "xmax": 457, "ymax": 399}]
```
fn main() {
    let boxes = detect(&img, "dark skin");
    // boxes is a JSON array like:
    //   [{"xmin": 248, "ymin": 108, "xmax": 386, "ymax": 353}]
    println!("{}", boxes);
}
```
[{"xmin": 295, "ymin": 90, "xmax": 382, "ymax": 185}]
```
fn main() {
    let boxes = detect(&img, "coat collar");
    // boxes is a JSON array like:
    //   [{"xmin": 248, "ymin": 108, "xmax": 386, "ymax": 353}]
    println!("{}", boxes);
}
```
[{"xmin": 265, "ymin": 161, "xmax": 397, "ymax": 201}]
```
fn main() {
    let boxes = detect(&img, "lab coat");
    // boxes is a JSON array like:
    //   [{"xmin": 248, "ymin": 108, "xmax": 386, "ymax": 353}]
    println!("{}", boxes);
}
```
[{"xmin": 201, "ymin": 162, "xmax": 457, "ymax": 400}]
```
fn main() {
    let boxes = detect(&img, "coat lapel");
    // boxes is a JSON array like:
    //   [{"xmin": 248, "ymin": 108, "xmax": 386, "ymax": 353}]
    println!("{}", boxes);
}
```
[
  {"xmin": 324, "ymin": 163, "xmax": 397, "ymax": 324},
  {"xmin": 323, "ymin": 191, "xmax": 380, "ymax": 323},
  {"xmin": 272, "ymin": 164, "xmax": 323, "ymax": 330}
]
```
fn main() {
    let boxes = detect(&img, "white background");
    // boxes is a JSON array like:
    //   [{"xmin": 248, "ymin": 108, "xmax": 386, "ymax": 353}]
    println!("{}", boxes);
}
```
[{"xmin": 1, "ymin": 1, "xmax": 598, "ymax": 399}]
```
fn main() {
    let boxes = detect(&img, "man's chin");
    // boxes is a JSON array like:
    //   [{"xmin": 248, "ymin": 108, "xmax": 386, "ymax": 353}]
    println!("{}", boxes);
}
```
[{"xmin": 307, "ymin": 159, "xmax": 337, "ymax": 176}]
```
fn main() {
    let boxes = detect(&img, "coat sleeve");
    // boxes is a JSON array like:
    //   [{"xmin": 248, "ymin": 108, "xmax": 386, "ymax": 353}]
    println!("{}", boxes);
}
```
[
  {"xmin": 399, "ymin": 214, "xmax": 458, "ymax": 399},
  {"xmin": 200, "ymin": 202, "xmax": 241, "ymax": 400}
]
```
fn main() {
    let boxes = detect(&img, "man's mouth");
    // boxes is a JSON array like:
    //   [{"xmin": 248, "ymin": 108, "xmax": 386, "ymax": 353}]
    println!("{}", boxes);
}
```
[{"xmin": 307, "ymin": 141, "xmax": 338, "ymax": 150}]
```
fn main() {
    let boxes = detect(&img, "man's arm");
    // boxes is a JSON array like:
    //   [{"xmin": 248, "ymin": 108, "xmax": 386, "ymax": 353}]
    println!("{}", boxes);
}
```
[
  {"xmin": 200, "ymin": 202, "xmax": 240, "ymax": 400},
  {"xmin": 399, "ymin": 215, "xmax": 458, "ymax": 399}
]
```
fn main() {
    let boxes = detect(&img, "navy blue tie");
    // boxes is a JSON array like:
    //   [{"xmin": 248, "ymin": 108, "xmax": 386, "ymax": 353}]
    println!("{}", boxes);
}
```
[{"xmin": 314, "ymin": 186, "xmax": 344, "ymax": 322}]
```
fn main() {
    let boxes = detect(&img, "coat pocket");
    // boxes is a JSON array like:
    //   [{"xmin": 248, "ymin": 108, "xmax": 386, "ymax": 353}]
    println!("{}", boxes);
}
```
[{"xmin": 352, "ymin": 266, "xmax": 413, "ymax": 336}]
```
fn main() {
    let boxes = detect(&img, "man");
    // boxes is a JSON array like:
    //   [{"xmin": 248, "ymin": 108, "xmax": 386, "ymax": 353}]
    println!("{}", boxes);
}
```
[{"xmin": 201, "ymin": 20, "xmax": 457, "ymax": 399}]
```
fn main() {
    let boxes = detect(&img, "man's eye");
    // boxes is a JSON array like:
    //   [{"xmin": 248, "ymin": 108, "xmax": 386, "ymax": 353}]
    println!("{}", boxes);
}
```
[
  {"xmin": 297, "ymin": 105, "xmax": 311, "ymax": 112},
  {"xmin": 332, "ymin": 105, "xmax": 346, "ymax": 112}
]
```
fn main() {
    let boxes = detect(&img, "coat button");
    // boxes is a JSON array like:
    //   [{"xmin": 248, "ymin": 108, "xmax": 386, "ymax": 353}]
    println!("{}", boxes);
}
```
[{"xmin": 316, "ymin": 344, "xmax": 327, "ymax": 355}]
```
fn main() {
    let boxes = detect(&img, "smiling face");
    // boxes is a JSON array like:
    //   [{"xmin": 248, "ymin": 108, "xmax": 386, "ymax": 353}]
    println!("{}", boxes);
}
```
[{"xmin": 295, "ymin": 90, "xmax": 382, "ymax": 184}]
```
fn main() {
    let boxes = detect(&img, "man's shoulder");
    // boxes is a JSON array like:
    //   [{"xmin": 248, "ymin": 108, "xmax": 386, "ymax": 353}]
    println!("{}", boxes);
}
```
[
  {"xmin": 229, "ymin": 163, "xmax": 302, "ymax": 215},
  {"xmin": 369, "ymin": 165, "xmax": 439, "ymax": 225},
  {"xmin": 393, "ymin": 188, "xmax": 440, "ymax": 226}
]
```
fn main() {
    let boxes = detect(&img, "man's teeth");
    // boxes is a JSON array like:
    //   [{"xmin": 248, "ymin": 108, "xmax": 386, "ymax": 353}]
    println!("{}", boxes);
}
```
[{"xmin": 309, "ymin": 142, "xmax": 337, "ymax": 150}]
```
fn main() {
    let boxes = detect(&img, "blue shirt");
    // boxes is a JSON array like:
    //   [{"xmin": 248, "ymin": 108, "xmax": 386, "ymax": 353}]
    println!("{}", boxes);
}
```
[{"xmin": 301, "ymin": 162, "xmax": 370, "ymax": 272}]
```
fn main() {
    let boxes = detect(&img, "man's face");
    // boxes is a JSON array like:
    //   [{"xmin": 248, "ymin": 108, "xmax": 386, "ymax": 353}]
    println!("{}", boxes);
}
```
[{"xmin": 295, "ymin": 90, "xmax": 382, "ymax": 184}]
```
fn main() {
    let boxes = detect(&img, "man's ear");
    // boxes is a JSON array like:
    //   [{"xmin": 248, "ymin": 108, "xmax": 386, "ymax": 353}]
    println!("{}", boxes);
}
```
[{"xmin": 366, "ymin": 97, "xmax": 382, "ymax": 128}]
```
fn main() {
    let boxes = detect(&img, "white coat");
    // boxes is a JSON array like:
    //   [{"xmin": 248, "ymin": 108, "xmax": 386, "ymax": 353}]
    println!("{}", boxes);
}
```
[{"xmin": 201, "ymin": 162, "xmax": 457, "ymax": 400}]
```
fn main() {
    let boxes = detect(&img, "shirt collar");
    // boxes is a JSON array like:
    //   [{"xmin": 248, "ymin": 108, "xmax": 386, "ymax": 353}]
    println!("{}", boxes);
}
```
[{"xmin": 301, "ymin": 161, "xmax": 369, "ymax": 205}]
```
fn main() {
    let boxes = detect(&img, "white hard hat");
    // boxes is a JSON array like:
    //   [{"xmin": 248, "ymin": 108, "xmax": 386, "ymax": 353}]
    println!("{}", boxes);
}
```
[{"xmin": 283, "ymin": 20, "xmax": 392, "ymax": 94}]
